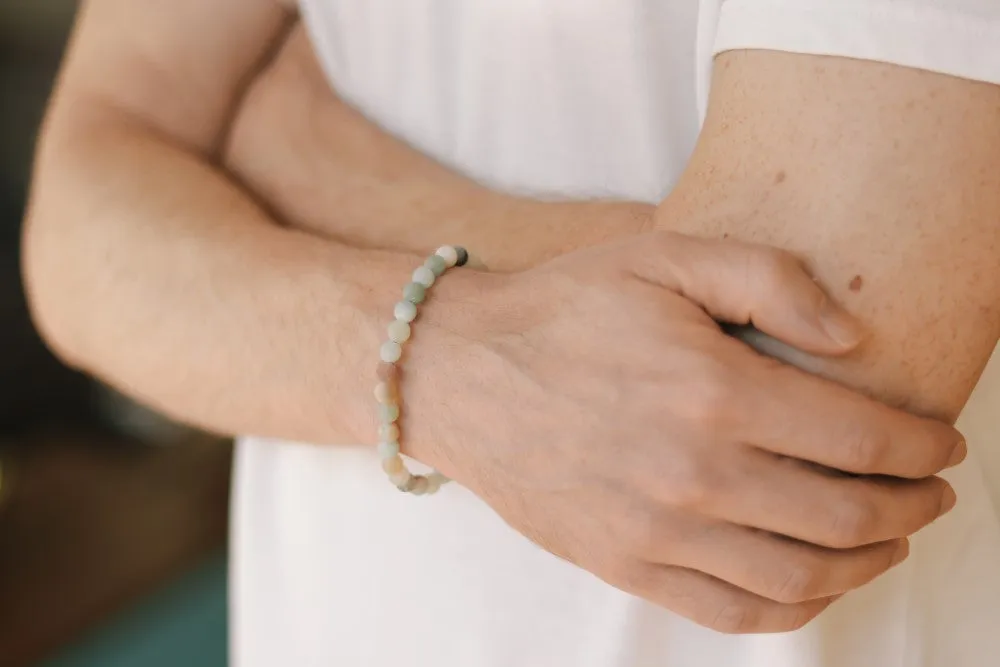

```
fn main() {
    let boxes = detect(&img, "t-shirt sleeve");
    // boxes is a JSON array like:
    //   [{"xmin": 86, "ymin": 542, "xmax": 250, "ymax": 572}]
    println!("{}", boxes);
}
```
[{"xmin": 714, "ymin": 0, "xmax": 1000, "ymax": 86}]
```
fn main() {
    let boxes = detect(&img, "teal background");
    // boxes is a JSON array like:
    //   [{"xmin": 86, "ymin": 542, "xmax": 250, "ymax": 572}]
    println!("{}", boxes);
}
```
[{"xmin": 43, "ymin": 557, "xmax": 228, "ymax": 667}]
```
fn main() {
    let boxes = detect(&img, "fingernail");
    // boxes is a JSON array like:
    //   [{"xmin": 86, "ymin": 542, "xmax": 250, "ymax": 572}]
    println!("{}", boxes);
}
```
[
  {"xmin": 947, "ymin": 439, "xmax": 967, "ymax": 468},
  {"xmin": 819, "ymin": 303, "xmax": 864, "ymax": 348},
  {"xmin": 937, "ymin": 486, "xmax": 957, "ymax": 517},
  {"xmin": 889, "ymin": 540, "xmax": 910, "ymax": 567}
]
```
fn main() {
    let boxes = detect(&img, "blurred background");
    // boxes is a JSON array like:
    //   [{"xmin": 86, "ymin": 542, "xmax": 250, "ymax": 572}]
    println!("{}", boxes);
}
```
[{"xmin": 1, "ymin": 3, "xmax": 231, "ymax": 665}]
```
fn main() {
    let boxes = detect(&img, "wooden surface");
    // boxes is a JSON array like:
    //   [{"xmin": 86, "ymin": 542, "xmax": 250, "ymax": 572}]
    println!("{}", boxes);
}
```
[{"xmin": 0, "ymin": 433, "xmax": 231, "ymax": 667}]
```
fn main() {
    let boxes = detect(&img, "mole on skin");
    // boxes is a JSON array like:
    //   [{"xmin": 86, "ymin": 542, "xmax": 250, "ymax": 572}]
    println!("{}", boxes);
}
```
[
  {"xmin": 849, "ymin": 275, "xmax": 864, "ymax": 292},
  {"xmin": 774, "ymin": 170, "xmax": 787, "ymax": 184}
]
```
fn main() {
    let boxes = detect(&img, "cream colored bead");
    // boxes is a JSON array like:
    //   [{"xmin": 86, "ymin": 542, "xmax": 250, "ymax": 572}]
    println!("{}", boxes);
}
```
[
  {"xmin": 378, "ymin": 422, "xmax": 400, "ymax": 442},
  {"xmin": 435, "ymin": 245, "xmax": 458, "ymax": 267},
  {"xmin": 387, "ymin": 320, "xmax": 411, "ymax": 344},
  {"xmin": 412, "ymin": 265, "xmax": 436, "ymax": 288},
  {"xmin": 380, "ymin": 341, "xmax": 402, "ymax": 363},
  {"xmin": 374, "ymin": 381, "xmax": 397, "ymax": 404},
  {"xmin": 381, "ymin": 455, "xmax": 404, "ymax": 475},
  {"xmin": 389, "ymin": 470, "xmax": 412, "ymax": 487}
]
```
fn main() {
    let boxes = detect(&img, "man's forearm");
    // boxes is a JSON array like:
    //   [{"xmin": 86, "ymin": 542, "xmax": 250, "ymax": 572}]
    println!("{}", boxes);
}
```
[
  {"xmin": 24, "ymin": 29, "xmax": 653, "ymax": 447},
  {"xmin": 24, "ymin": 110, "xmax": 485, "ymax": 446},
  {"xmin": 223, "ymin": 27, "xmax": 653, "ymax": 272}
]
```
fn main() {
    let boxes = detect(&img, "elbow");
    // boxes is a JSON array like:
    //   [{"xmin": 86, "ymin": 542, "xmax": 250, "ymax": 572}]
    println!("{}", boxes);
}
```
[{"xmin": 21, "ymin": 200, "xmax": 90, "ymax": 372}]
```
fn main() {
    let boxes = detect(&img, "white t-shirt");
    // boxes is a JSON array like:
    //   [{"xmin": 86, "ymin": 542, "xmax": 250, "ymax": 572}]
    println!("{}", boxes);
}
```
[{"xmin": 231, "ymin": 2, "xmax": 1000, "ymax": 665}]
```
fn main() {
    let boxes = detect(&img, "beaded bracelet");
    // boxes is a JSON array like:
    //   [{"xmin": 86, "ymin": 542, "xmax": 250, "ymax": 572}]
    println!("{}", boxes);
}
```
[{"xmin": 374, "ymin": 245, "xmax": 469, "ymax": 495}]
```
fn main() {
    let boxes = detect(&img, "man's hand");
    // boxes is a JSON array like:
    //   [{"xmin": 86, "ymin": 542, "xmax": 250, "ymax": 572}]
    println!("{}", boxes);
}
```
[{"xmin": 406, "ymin": 232, "xmax": 964, "ymax": 634}]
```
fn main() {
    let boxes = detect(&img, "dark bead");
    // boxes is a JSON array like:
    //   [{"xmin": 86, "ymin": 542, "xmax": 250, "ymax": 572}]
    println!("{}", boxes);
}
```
[{"xmin": 455, "ymin": 246, "xmax": 469, "ymax": 267}]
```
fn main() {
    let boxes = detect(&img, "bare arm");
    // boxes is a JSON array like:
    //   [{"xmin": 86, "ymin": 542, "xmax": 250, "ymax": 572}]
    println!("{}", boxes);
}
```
[
  {"xmin": 22, "ymin": 0, "xmax": 645, "ymax": 443},
  {"xmin": 23, "ymin": 0, "xmax": 433, "ymax": 444},
  {"xmin": 658, "ymin": 50, "xmax": 1000, "ymax": 424},
  {"xmin": 222, "ymin": 25, "xmax": 652, "ymax": 272}
]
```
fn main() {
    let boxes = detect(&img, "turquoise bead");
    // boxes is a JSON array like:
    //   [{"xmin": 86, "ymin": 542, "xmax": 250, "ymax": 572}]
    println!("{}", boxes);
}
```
[
  {"xmin": 403, "ymin": 282, "xmax": 426, "ymax": 304},
  {"xmin": 424, "ymin": 255, "xmax": 447, "ymax": 277}
]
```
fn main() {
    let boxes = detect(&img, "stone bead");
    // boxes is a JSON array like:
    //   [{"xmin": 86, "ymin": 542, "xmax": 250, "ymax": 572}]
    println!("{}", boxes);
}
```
[
  {"xmin": 389, "ymin": 470, "xmax": 413, "ymax": 488},
  {"xmin": 377, "ymin": 441, "xmax": 400, "ymax": 459},
  {"xmin": 424, "ymin": 255, "xmax": 447, "ymax": 277},
  {"xmin": 387, "ymin": 320, "xmax": 411, "ymax": 344},
  {"xmin": 378, "ymin": 422, "xmax": 400, "ymax": 442},
  {"xmin": 455, "ymin": 246, "xmax": 469, "ymax": 267},
  {"xmin": 394, "ymin": 300, "xmax": 417, "ymax": 323},
  {"xmin": 397, "ymin": 475, "xmax": 420, "ymax": 492},
  {"xmin": 379, "ymin": 403, "xmax": 400, "ymax": 423},
  {"xmin": 412, "ymin": 265, "xmax": 436, "ymax": 288},
  {"xmin": 403, "ymin": 282, "xmax": 426, "ymax": 304},
  {"xmin": 374, "ymin": 381, "xmax": 397, "ymax": 404},
  {"xmin": 376, "ymin": 361, "xmax": 399, "ymax": 381},
  {"xmin": 425, "ymin": 472, "xmax": 448, "ymax": 494},
  {"xmin": 435, "ymin": 245, "xmax": 458, "ymax": 267},
  {"xmin": 410, "ymin": 476, "xmax": 430, "ymax": 496},
  {"xmin": 380, "ymin": 340, "xmax": 402, "ymax": 363},
  {"xmin": 382, "ymin": 455, "xmax": 405, "ymax": 475}
]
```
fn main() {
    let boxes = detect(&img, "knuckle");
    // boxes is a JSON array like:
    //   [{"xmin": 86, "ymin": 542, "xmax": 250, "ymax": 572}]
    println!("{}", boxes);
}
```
[
  {"xmin": 840, "ymin": 425, "xmax": 889, "ymax": 473},
  {"xmin": 784, "ymin": 603, "xmax": 823, "ymax": 632},
  {"xmin": 709, "ymin": 600, "xmax": 756, "ymax": 634},
  {"xmin": 770, "ymin": 561, "xmax": 821, "ymax": 604},
  {"xmin": 620, "ymin": 506, "xmax": 665, "ymax": 557},
  {"xmin": 680, "ymin": 359, "xmax": 737, "ymax": 429},
  {"xmin": 604, "ymin": 558, "xmax": 648, "ymax": 594},
  {"xmin": 827, "ymin": 498, "xmax": 879, "ymax": 547},
  {"xmin": 661, "ymin": 453, "xmax": 724, "ymax": 510}
]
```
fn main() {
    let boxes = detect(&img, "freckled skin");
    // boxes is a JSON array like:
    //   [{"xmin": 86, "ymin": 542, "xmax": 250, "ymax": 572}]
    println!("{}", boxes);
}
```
[{"xmin": 659, "ymin": 51, "xmax": 1000, "ymax": 422}]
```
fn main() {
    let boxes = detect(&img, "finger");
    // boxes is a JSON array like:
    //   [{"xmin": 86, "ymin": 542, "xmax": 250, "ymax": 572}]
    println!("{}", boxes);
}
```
[
  {"xmin": 740, "ymin": 357, "xmax": 966, "ymax": 478},
  {"xmin": 633, "ymin": 232, "xmax": 864, "ymax": 356},
  {"xmin": 619, "ymin": 563, "xmax": 835, "ymax": 634},
  {"xmin": 660, "ymin": 517, "xmax": 908, "ymax": 603},
  {"xmin": 700, "ymin": 449, "xmax": 955, "ymax": 549}
]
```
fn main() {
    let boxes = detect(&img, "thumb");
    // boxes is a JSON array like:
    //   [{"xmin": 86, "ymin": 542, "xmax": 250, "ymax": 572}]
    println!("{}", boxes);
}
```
[{"xmin": 633, "ymin": 232, "xmax": 865, "ymax": 356}]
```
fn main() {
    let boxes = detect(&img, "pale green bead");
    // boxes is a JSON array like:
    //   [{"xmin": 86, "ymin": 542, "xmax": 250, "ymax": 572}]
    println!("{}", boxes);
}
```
[
  {"xmin": 403, "ymin": 282, "xmax": 426, "ymax": 304},
  {"xmin": 394, "ymin": 300, "xmax": 417, "ymax": 323},
  {"xmin": 424, "ymin": 254, "xmax": 447, "ymax": 277},
  {"xmin": 377, "ymin": 441, "xmax": 400, "ymax": 459},
  {"xmin": 378, "ymin": 422, "xmax": 400, "ymax": 441},
  {"xmin": 387, "ymin": 320, "xmax": 411, "ymax": 343},
  {"xmin": 379, "ymin": 341, "xmax": 402, "ymax": 363},
  {"xmin": 412, "ymin": 265, "xmax": 436, "ymax": 288},
  {"xmin": 379, "ymin": 403, "xmax": 400, "ymax": 423}
]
